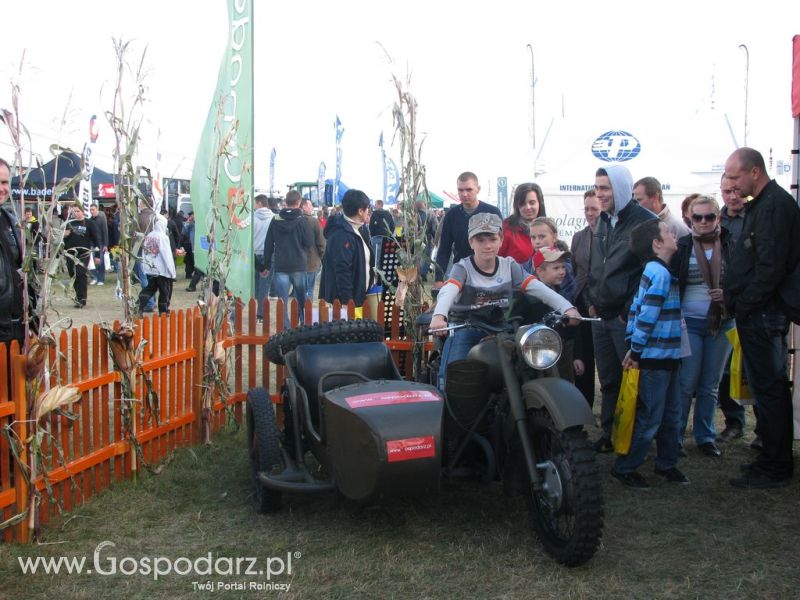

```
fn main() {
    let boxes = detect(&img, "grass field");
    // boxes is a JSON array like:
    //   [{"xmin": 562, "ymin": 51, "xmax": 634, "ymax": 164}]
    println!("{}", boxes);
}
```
[{"xmin": 1, "ymin": 412, "xmax": 797, "ymax": 600}]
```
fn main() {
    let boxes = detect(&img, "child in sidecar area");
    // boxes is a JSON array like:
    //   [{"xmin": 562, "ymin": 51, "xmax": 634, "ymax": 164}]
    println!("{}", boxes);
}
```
[
  {"xmin": 428, "ymin": 213, "xmax": 580, "ymax": 392},
  {"xmin": 509, "ymin": 246, "xmax": 585, "ymax": 383}
]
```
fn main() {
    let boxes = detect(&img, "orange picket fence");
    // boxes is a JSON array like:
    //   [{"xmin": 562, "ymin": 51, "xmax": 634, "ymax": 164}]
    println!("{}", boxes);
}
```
[{"xmin": 0, "ymin": 297, "xmax": 419, "ymax": 543}]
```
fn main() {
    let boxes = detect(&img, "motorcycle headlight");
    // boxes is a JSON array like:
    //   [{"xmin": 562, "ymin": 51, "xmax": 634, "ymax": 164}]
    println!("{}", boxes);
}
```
[{"xmin": 516, "ymin": 324, "xmax": 562, "ymax": 370}]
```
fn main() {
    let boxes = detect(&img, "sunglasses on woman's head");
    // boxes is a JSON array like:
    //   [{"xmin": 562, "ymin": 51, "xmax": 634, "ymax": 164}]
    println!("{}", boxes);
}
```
[{"xmin": 691, "ymin": 213, "xmax": 717, "ymax": 223}]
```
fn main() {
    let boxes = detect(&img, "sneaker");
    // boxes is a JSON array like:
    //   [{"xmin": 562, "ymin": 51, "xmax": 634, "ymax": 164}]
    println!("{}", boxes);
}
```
[
  {"xmin": 750, "ymin": 436, "xmax": 763, "ymax": 451},
  {"xmin": 698, "ymin": 442, "xmax": 723, "ymax": 458},
  {"xmin": 593, "ymin": 437, "xmax": 614, "ymax": 454},
  {"xmin": 185, "ymin": 287, "xmax": 196, "ymax": 292},
  {"xmin": 718, "ymin": 426, "xmax": 743, "ymax": 442},
  {"xmin": 610, "ymin": 469, "xmax": 650, "ymax": 489},
  {"xmin": 654, "ymin": 467, "xmax": 690, "ymax": 484},
  {"xmin": 730, "ymin": 471, "xmax": 791, "ymax": 489},
  {"xmin": 89, "ymin": 280, "xmax": 97, "ymax": 286},
  {"xmin": 96, "ymin": 281, "xmax": 104, "ymax": 286}
]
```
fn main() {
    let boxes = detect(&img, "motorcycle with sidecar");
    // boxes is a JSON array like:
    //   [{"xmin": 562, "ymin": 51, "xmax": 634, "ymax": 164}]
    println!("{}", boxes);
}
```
[{"xmin": 247, "ymin": 313, "xmax": 604, "ymax": 566}]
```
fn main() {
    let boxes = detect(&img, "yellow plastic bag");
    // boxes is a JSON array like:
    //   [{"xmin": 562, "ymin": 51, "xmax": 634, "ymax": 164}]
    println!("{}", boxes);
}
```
[
  {"xmin": 725, "ymin": 327, "xmax": 754, "ymax": 404},
  {"xmin": 612, "ymin": 368, "xmax": 639, "ymax": 455}
]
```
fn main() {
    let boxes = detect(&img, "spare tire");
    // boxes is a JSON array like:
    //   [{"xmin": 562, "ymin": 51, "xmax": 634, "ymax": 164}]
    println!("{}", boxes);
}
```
[{"xmin": 264, "ymin": 319, "xmax": 385, "ymax": 365}]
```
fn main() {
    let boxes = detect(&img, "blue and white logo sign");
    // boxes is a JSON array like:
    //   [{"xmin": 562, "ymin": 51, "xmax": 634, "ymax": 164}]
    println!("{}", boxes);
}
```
[{"xmin": 591, "ymin": 130, "xmax": 641, "ymax": 162}]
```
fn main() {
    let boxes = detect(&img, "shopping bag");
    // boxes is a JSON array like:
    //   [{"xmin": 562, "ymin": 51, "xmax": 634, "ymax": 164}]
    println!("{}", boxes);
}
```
[
  {"xmin": 103, "ymin": 250, "xmax": 112, "ymax": 271},
  {"xmin": 611, "ymin": 368, "xmax": 639, "ymax": 455},
  {"xmin": 725, "ymin": 327, "xmax": 754, "ymax": 404},
  {"xmin": 86, "ymin": 252, "xmax": 96, "ymax": 271}
]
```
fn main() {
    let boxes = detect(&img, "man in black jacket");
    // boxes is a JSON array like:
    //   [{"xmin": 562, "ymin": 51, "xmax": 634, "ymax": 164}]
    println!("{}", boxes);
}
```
[
  {"xmin": 723, "ymin": 147, "xmax": 800, "ymax": 489},
  {"xmin": 89, "ymin": 203, "xmax": 108, "ymax": 285},
  {"xmin": 433, "ymin": 172, "xmax": 501, "ymax": 284},
  {"xmin": 63, "ymin": 204, "xmax": 100, "ymax": 308},
  {"xmin": 586, "ymin": 165, "xmax": 657, "ymax": 451},
  {"xmin": 263, "ymin": 190, "xmax": 313, "ymax": 329},
  {"xmin": 0, "ymin": 158, "xmax": 25, "ymax": 346},
  {"xmin": 368, "ymin": 199, "xmax": 394, "ymax": 267}
]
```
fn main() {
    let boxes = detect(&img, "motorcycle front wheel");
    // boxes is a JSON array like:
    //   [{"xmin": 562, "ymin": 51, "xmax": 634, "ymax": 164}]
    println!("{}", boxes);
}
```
[{"xmin": 525, "ymin": 408, "xmax": 604, "ymax": 567}]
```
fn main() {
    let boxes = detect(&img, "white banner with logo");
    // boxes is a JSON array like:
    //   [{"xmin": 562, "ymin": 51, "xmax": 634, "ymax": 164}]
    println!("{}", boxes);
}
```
[{"xmin": 78, "ymin": 115, "xmax": 99, "ymax": 214}]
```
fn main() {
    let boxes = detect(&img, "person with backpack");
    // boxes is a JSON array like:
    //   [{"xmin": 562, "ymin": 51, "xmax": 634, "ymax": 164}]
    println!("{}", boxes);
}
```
[{"xmin": 723, "ymin": 147, "xmax": 800, "ymax": 489}]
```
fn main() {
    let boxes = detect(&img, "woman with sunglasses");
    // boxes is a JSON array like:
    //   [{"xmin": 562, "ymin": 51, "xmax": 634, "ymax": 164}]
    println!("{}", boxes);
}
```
[{"xmin": 670, "ymin": 195, "xmax": 735, "ymax": 458}]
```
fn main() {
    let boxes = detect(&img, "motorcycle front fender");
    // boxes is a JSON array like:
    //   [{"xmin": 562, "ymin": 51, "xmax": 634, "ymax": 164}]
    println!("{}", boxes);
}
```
[{"xmin": 521, "ymin": 378, "xmax": 595, "ymax": 430}]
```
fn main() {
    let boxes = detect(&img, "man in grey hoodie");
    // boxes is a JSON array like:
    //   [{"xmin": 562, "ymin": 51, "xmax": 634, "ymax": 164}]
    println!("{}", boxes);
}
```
[
  {"xmin": 253, "ymin": 194, "xmax": 275, "ymax": 321},
  {"xmin": 586, "ymin": 165, "xmax": 658, "ymax": 452}
]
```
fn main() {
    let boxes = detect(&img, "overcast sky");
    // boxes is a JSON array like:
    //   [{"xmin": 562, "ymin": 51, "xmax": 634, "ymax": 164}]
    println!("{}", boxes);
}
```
[{"xmin": 1, "ymin": 0, "xmax": 798, "ymax": 201}]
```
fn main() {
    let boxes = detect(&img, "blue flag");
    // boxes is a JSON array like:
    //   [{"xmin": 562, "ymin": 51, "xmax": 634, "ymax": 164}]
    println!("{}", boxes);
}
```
[
  {"xmin": 317, "ymin": 161, "xmax": 326, "ymax": 207},
  {"xmin": 269, "ymin": 147, "xmax": 276, "ymax": 194},
  {"xmin": 379, "ymin": 132, "xmax": 387, "ymax": 203},
  {"xmin": 334, "ymin": 115, "xmax": 344, "ymax": 205},
  {"xmin": 386, "ymin": 158, "xmax": 400, "ymax": 205}
]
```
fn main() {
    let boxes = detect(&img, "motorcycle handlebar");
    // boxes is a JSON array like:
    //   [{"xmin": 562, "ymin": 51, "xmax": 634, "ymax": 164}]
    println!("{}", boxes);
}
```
[
  {"xmin": 429, "ymin": 312, "xmax": 601, "ymax": 334},
  {"xmin": 542, "ymin": 311, "xmax": 602, "ymax": 328}
]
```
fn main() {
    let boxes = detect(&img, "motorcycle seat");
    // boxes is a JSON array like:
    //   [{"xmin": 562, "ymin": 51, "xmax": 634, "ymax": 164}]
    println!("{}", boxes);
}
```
[{"xmin": 293, "ymin": 342, "xmax": 402, "ymax": 415}]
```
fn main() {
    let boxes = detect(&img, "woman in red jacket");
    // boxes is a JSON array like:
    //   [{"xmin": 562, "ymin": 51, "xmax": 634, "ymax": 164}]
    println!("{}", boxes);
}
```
[{"xmin": 498, "ymin": 182, "xmax": 547, "ymax": 264}]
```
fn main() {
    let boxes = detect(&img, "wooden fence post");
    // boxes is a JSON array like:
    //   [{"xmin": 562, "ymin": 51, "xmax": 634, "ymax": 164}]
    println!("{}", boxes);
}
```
[
  {"xmin": 12, "ymin": 353, "xmax": 29, "ymax": 543},
  {"xmin": 192, "ymin": 308, "xmax": 205, "ymax": 445}
]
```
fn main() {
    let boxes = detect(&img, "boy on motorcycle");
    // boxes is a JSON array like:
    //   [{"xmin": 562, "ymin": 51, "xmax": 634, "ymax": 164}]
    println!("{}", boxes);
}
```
[{"xmin": 429, "ymin": 213, "xmax": 580, "ymax": 392}]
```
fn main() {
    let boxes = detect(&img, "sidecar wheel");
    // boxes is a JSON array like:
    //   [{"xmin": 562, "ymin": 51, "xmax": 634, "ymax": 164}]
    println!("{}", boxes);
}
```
[
  {"xmin": 247, "ymin": 388, "xmax": 283, "ymax": 513},
  {"xmin": 264, "ymin": 319, "xmax": 385, "ymax": 365},
  {"xmin": 525, "ymin": 408, "xmax": 604, "ymax": 567}
]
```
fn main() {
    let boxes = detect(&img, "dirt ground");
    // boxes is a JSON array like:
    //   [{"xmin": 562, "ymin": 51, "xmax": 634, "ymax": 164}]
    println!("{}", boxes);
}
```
[{"xmin": 44, "ymin": 270, "xmax": 207, "ymax": 333}]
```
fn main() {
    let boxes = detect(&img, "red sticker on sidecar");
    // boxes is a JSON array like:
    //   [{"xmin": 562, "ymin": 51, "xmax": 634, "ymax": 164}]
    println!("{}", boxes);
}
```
[
  {"xmin": 345, "ymin": 390, "xmax": 441, "ymax": 409},
  {"xmin": 386, "ymin": 436, "xmax": 436, "ymax": 462}
]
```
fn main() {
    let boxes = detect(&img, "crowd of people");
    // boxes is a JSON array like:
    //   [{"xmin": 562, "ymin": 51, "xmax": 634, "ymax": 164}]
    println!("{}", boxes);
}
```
[
  {"xmin": 1, "ymin": 146, "xmax": 798, "ymax": 491},
  {"xmin": 427, "ymin": 152, "xmax": 798, "ymax": 492}
]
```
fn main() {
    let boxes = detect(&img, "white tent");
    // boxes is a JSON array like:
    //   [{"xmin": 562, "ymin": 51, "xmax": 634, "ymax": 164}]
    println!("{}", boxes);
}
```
[{"xmin": 506, "ymin": 110, "xmax": 738, "ymax": 243}]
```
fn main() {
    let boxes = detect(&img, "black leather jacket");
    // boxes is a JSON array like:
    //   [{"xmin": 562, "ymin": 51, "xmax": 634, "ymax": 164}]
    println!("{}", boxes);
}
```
[
  {"xmin": 586, "ymin": 201, "xmax": 657, "ymax": 320},
  {"xmin": 0, "ymin": 207, "xmax": 24, "ymax": 342},
  {"xmin": 724, "ymin": 179, "xmax": 800, "ymax": 317}
]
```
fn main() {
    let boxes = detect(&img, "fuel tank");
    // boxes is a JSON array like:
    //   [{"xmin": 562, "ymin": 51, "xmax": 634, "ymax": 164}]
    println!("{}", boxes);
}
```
[
  {"xmin": 467, "ymin": 337, "xmax": 505, "ymax": 391},
  {"xmin": 322, "ymin": 380, "xmax": 444, "ymax": 501}
]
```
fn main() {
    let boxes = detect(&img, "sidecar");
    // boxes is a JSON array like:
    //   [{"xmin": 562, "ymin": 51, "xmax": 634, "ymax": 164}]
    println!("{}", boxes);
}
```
[{"xmin": 246, "ymin": 321, "xmax": 444, "ymax": 513}]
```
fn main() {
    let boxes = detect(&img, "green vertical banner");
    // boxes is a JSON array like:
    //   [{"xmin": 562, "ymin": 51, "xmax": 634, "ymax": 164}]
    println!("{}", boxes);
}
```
[{"xmin": 191, "ymin": 0, "xmax": 254, "ymax": 299}]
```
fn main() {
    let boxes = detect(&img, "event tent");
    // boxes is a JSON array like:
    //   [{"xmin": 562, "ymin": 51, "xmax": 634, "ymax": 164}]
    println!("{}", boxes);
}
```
[
  {"xmin": 10, "ymin": 151, "xmax": 117, "ymax": 202},
  {"xmin": 506, "ymin": 109, "xmax": 740, "ymax": 243}
]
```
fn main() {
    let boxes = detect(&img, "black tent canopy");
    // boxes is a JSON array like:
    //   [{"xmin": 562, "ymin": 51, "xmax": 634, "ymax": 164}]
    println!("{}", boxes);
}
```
[{"xmin": 10, "ymin": 151, "xmax": 117, "ymax": 201}]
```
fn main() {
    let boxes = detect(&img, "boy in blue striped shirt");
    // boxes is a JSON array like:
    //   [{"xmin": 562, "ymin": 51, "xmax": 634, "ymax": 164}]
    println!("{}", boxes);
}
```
[{"xmin": 611, "ymin": 220, "xmax": 687, "ymax": 488}]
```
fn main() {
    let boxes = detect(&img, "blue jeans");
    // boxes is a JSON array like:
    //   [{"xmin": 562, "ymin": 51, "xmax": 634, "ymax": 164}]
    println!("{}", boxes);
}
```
[
  {"xmin": 737, "ymin": 311, "xmax": 793, "ymax": 480},
  {"xmin": 614, "ymin": 368, "xmax": 682, "ymax": 473},
  {"xmin": 273, "ymin": 271, "xmax": 307, "ymax": 329},
  {"xmin": 679, "ymin": 317, "xmax": 734, "ymax": 445},
  {"xmin": 591, "ymin": 317, "xmax": 629, "ymax": 438},
  {"xmin": 437, "ymin": 326, "xmax": 486, "ymax": 392},
  {"xmin": 254, "ymin": 259, "xmax": 272, "ymax": 319},
  {"xmin": 133, "ymin": 259, "xmax": 155, "ymax": 311},
  {"xmin": 92, "ymin": 252, "xmax": 106, "ymax": 283},
  {"xmin": 305, "ymin": 270, "xmax": 318, "ymax": 301}
]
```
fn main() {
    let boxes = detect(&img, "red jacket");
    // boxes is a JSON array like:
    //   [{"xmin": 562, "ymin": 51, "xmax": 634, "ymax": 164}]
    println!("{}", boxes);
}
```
[{"xmin": 498, "ymin": 221, "xmax": 533, "ymax": 263}]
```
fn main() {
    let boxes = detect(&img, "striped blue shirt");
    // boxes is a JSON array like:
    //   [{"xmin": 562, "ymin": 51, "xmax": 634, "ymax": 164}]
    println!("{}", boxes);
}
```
[{"xmin": 626, "ymin": 258, "xmax": 682, "ymax": 368}]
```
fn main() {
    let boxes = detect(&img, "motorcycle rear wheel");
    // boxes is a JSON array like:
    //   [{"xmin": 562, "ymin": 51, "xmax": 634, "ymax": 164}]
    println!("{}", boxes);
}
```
[
  {"xmin": 247, "ymin": 388, "xmax": 283, "ymax": 513},
  {"xmin": 525, "ymin": 408, "xmax": 603, "ymax": 567}
]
